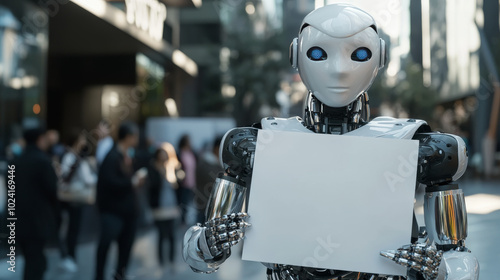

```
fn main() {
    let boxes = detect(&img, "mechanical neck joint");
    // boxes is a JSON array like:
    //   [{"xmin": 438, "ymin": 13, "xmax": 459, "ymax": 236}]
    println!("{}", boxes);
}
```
[{"xmin": 304, "ymin": 92, "xmax": 370, "ymax": 134}]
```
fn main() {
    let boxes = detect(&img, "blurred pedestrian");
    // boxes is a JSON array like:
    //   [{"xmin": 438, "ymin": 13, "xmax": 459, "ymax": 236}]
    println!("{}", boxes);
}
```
[
  {"xmin": 147, "ymin": 148, "xmax": 180, "ymax": 271},
  {"xmin": 5, "ymin": 124, "xmax": 24, "ymax": 161},
  {"xmin": 195, "ymin": 137, "xmax": 223, "ymax": 223},
  {"xmin": 45, "ymin": 129, "xmax": 65, "ymax": 179},
  {"xmin": 178, "ymin": 134, "xmax": 196, "ymax": 225},
  {"xmin": 14, "ymin": 128, "xmax": 59, "ymax": 280},
  {"xmin": 133, "ymin": 129, "xmax": 154, "ymax": 171},
  {"xmin": 58, "ymin": 129, "xmax": 97, "ymax": 272},
  {"xmin": 46, "ymin": 129, "xmax": 66, "ymax": 162},
  {"xmin": 94, "ymin": 122, "xmax": 146, "ymax": 280},
  {"xmin": 132, "ymin": 131, "xmax": 156, "ymax": 229},
  {"xmin": 95, "ymin": 120, "xmax": 113, "ymax": 166},
  {"xmin": 6, "ymin": 136, "xmax": 25, "ymax": 160}
]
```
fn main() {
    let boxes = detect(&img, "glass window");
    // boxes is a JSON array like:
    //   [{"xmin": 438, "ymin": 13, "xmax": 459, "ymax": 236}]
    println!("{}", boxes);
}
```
[
  {"xmin": 136, "ymin": 53, "xmax": 165, "ymax": 124},
  {"xmin": 0, "ymin": 2, "xmax": 48, "ymax": 161}
]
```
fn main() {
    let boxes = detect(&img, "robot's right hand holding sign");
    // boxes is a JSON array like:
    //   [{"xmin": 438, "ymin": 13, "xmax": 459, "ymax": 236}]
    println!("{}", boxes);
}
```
[
  {"xmin": 182, "ymin": 211, "xmax": 250, "ymax": 273},
  {"xmin": 204, "ymin": 212, "xmax": 250, "ymax": 257}
]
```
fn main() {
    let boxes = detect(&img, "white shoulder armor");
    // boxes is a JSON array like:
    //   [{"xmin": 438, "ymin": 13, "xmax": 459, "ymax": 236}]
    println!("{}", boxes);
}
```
[
  {"xmin": 261, "ymin": 116, "xmax": 313, "ymax": 133},
  {"xmin": 345, "ymin": 116, "xmax": 428, "ymax": 139}
]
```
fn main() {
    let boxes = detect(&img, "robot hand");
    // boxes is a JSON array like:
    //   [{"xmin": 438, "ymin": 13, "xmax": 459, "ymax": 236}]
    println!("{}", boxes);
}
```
[
  {"xmin": 204, "ymin": 212, "xmax": 251, "ymax": 257},
  {"xmin": 380, "ymin": 243, "xmax": 443, "ymax": 280}
]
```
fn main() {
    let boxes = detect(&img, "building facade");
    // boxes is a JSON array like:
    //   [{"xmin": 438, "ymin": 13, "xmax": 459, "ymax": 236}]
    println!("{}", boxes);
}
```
[{"xmin": 0, "ymin": 0, "xmax": 199, "ymax": 162}]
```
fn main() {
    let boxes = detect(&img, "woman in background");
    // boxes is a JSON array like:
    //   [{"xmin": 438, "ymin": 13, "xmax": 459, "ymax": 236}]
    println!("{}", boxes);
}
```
[
  {"xmin": 178, "ymin": 135, "xmax": 197, "ymax": 225},
  {"xmin": 148, "ymin": 147, "xmax": 180, "ymax": 272},
  {"xmin": 59, "ymin": 129, "xmax": 97, "ymax": 272}
]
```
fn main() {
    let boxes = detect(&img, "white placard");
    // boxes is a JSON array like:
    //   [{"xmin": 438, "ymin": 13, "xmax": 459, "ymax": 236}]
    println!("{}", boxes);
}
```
[{"xmin": 242, "ymin": 130, "xmax": 418, "ymax": 276}]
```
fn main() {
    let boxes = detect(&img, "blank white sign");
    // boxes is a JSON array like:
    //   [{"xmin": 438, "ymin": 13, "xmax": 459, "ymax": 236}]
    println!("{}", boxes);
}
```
[{"xmin": 241, "ymin": 130, "xmax": 418, "ymax": 276}]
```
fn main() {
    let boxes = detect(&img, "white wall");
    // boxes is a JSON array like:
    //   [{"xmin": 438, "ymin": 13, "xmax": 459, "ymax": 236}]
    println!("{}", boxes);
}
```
[{"xmin": 146, "ymin": 117, "xmax": 236, "ymax": 153}]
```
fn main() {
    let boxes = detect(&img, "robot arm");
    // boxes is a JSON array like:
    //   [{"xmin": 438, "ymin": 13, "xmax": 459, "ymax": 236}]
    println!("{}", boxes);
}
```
[
  {"xmin": 182, "ymin": 212, "xmax": 250, "ymax": 273},
  {"xmin": 415, "ymin": 133, "xmax": 469, "ymax": 252},
  {"xmin": 382, "ymin": 132, "xmax": 479, "ymax": 280},
  {"xmin": 414, "ymin": 132, "xmax": 468, "ymax": 186},
  {"xmin": 183, "ymin": 127, "xmax": 257, "ymax": 273}
]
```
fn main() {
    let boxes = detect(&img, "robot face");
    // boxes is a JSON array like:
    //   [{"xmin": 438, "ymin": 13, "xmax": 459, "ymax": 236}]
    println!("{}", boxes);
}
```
[{"xmin": 297, "ymin": 26, "xmax": 381, "ymax": 108}]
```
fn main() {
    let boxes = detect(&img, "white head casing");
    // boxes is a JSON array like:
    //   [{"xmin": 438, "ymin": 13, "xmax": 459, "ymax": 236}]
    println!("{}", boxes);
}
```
[{"xmin": 292, "ymin": 4, "xmax": 385, "ymax": 108}]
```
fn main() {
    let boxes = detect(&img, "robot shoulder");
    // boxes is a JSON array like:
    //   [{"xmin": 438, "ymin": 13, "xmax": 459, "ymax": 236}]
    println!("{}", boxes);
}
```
[
  {"xmin": 346, "ymin": 116, "xmax": 429, "ymax": 139},
  {"xmin": 218, "ymin": 117, "xmax": 312, "ymax": 177},
  {"xmin": 219, "ymin": 127, "xmax": 258, "ymax": 177},
  {"xmin": 414, "ymin": 132, "xmax": 468, "ymax": 184}
]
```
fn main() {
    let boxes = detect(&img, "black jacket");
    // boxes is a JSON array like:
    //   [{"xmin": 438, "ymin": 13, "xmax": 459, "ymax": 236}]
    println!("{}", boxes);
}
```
[
  {"xmin": 147, "ymin": 164, "xmax": 162, "ymax": 209},
  {"xmin": 13, "ymin": 145, "xmax": 59, "ymax": 240},
  {"xmin": 97, "ymin": 145, "xmax": 137, "ymax": 217}
]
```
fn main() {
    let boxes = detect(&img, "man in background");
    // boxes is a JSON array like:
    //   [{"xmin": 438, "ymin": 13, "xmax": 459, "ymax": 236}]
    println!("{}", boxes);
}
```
[
  {"xmin": 95, "ymin": 120, "xmax": 113, "ymax": 167},
  {"xmin": 94, "ymin": 122, "xmax": 145, "ymax": 280},
  {"xmin": 15, "ymin": 127, "xmax": 59, "ymax": 280}
]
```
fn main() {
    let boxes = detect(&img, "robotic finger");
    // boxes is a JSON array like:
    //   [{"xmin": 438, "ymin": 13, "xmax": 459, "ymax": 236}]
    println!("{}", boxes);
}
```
[
  {"xmin": 205, "ymin": 212, "xmax": 251, "ymax": 256},
  {"xmin": 380, "ymin": 243, "xmax": 442, "ymax": 280}
]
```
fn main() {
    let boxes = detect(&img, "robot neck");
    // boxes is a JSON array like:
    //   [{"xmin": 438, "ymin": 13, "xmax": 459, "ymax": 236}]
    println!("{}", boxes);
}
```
[{"xmin": 304, "ymin": 92, "xmax": 370, "ymax": 135}]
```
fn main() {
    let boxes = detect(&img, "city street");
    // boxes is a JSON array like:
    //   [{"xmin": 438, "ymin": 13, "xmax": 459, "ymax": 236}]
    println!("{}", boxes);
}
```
[
  {"xmin": 1, "ymin": 1, "xmax": 499, "ymax": 280},
  {"xmin": 1, "ymin": 177, "xmax": 499, "ymax": 280}
]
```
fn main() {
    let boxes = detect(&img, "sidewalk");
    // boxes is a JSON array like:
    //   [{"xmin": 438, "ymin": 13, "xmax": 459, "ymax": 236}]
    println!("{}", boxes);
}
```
[
  {"xmin": 0, "ymin": 225, "xmax": 265, "ymax": 280},
  {"xmin": 1, "ymin": 178, "xmax": 499, "ymax": 279}
]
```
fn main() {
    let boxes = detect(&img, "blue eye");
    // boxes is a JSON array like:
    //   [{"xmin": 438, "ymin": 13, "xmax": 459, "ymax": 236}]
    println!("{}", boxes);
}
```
[
  {"xmin": 311, "ymin": 49, "xmax": 323, "ymax": 59},
  {"xmin": 356, "ymin": 49, "xmax": 368, "ymax": 60},
  {"xmin": 351, "ymin": 47, "xmax": 372, "ymax": 62},
  {"xmin": 307, "ymin": 47, "xmax": 327, "ymax": 61}
]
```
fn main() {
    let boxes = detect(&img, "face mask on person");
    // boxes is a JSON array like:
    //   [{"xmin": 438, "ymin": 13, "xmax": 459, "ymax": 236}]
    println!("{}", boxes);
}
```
[{"xmin": 11, "ymin": 143, "xmax": 23, "ymax": 156}]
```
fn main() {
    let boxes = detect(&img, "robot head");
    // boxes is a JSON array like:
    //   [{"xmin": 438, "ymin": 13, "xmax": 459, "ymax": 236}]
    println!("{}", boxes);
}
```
[{"xmin": 290, "ymin": 4, "xmax": 385, "ymax": 108}]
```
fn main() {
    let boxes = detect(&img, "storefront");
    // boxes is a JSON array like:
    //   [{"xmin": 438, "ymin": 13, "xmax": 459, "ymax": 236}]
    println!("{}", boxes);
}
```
[
  {"xmin": 0, "ymin": 0, "xmax": 199, "ymax": 161},
  {"xmin": 0, "ymin": 0, "xmax": 48, "ymax": 162}
]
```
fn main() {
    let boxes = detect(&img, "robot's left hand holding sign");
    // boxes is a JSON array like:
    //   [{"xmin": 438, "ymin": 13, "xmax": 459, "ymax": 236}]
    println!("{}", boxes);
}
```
[
  {"xmin": 381, "ymin": 243, "xmax": 442, "ymax": 280},
  {"xmin": 381, "ymin": 133, "xmax": 479, "ymax": 280}
]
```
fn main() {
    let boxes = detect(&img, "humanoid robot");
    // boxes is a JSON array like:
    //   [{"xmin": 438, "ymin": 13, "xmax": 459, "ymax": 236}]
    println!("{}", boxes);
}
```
[{"xmin": 183, "ymin": 4, "xmax": 480, "ymax": 280}]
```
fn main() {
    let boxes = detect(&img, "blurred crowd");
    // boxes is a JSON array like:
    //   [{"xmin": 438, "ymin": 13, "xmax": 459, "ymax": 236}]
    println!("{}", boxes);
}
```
[{"xmin": 4, "ymin": 120, "xmax": 224, "ymax": 280}]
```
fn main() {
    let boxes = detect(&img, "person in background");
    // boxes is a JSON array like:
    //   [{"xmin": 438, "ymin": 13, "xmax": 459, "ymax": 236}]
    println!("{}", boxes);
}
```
[
  {"xmin": 178, "ymin": 134, "xmax": 197, "ymax": 225},
  {"xmin": 133, "ymin": 129, "xmax": 154, "ymax": 171},
  {"xmin": 132, "ymin": 130, "xmax": 156, "ymax": 229},
  {"xmin": 46, "ymin": 129, "xmax": 66, "ymax": 162},
  {"xmin": 94, "ymin": 122, "xmax": 146, "ymax": 280},
  {"xmin": 195, "ymin": 137, "xmax": 223, "ymax": 223},
  {"xmin": 45, "ymin": 129, "xmax": 66, "ymax": 181},
  {"xmin": 14, "ymin": 128, "xmax": 59, "ymax": 280},
  {"xmin": 5, "ymin": 124, "xmax": 24, "ymax": 160},
  {"xmin": 95, "ymin": 120, "xmax": 113, "ymax": 167},
  {"xmin": 147, "ymin": 148, "xmax": 180, "ymax": 272},
  {"xmin": 58, "ymin": 129, "xmax": 97, "ymax": 272},
  {"xmin": 6, "ymin": 136, "xmax": 25, "ymax": 160}
]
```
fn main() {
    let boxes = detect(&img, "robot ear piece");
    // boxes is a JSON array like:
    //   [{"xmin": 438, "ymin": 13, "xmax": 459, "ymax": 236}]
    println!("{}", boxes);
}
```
[
  {"xmin": 379, "ymin": 38, "xmax": 386, "ymax": 69},
  {"xmin": 289, "ymin": 37, "xmax": 298, "ymax": 70}
]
